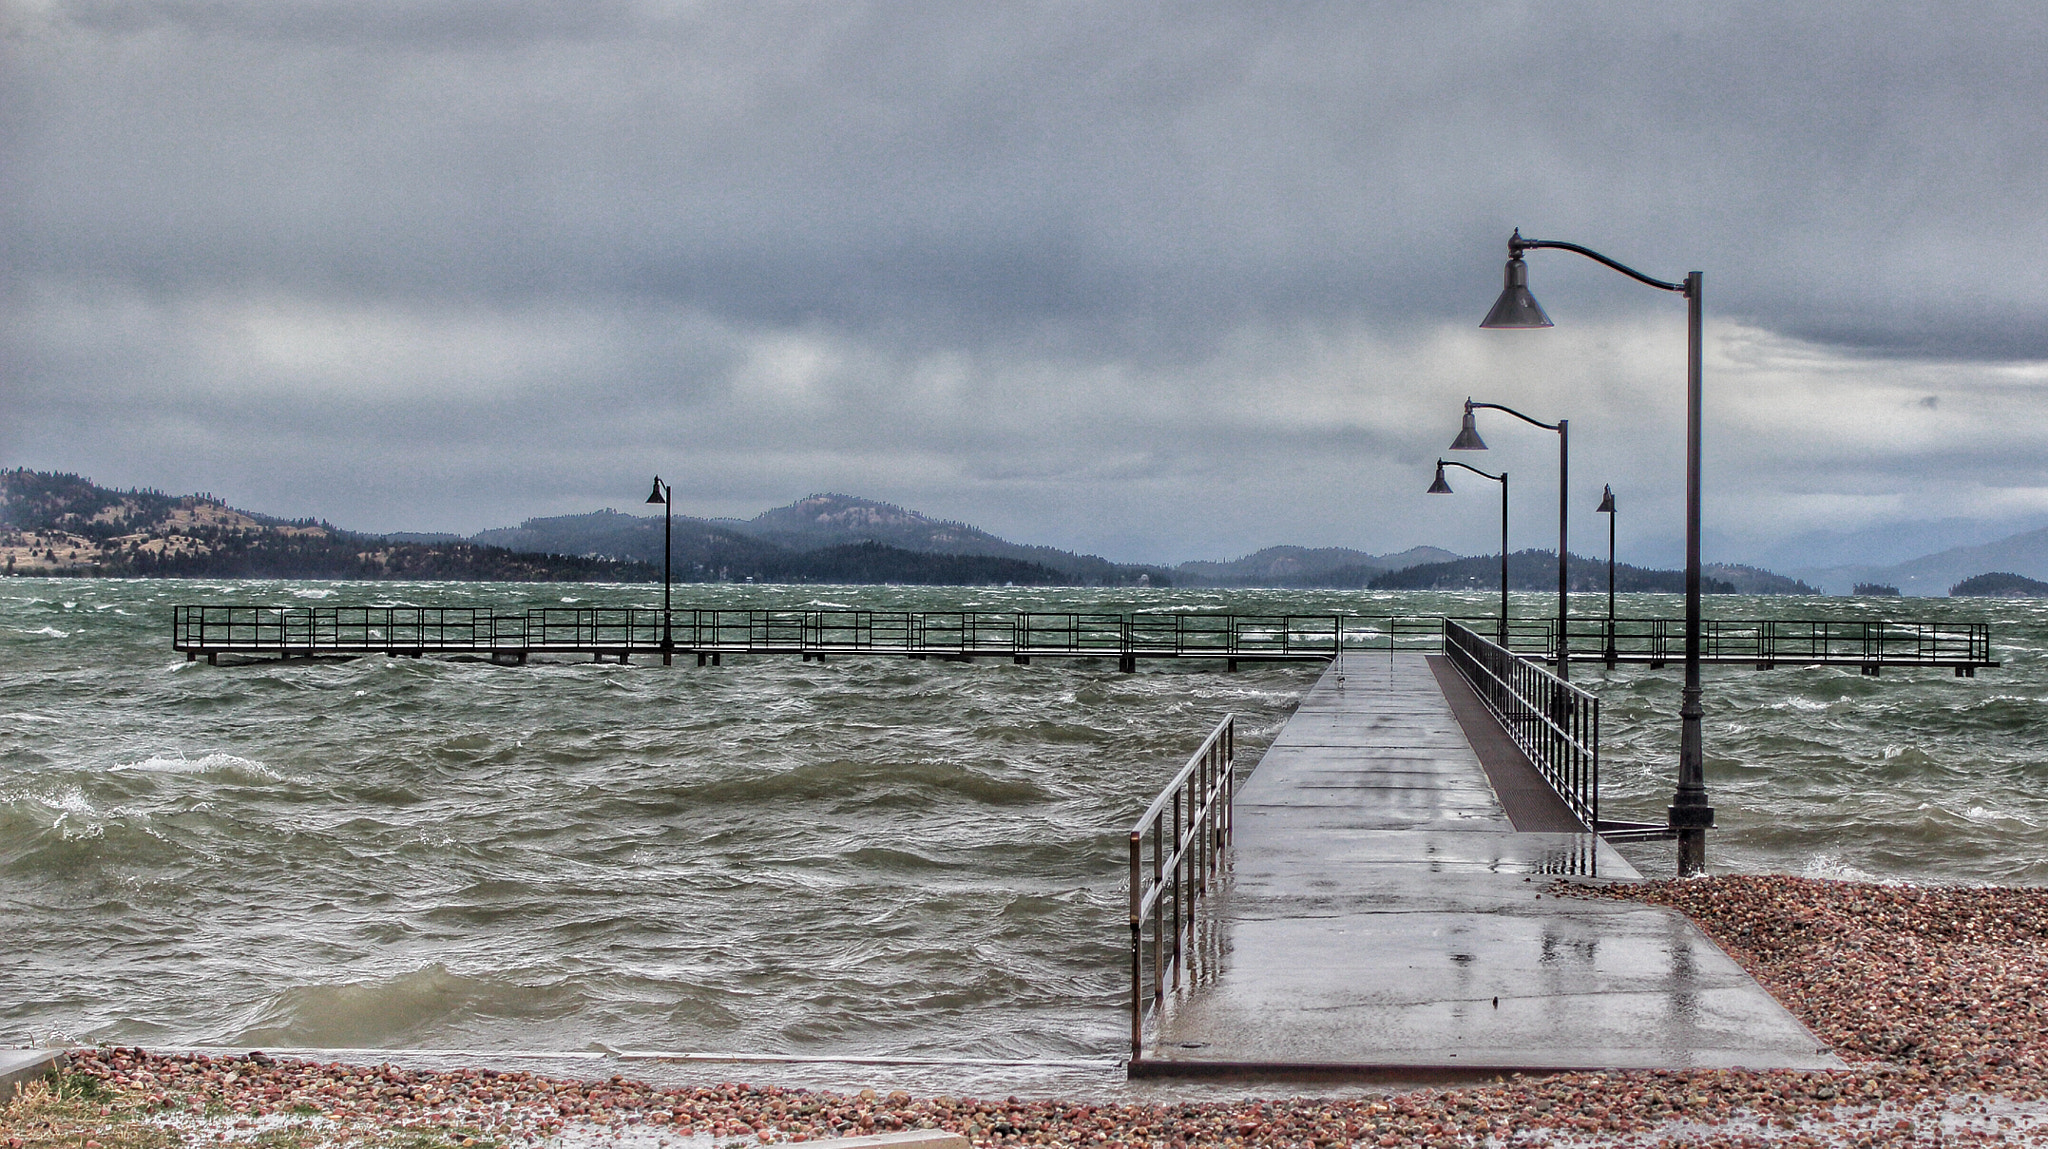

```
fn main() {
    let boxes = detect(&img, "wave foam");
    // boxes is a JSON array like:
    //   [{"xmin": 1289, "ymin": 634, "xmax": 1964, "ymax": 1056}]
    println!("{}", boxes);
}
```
[
  {"xmin": 1800, "ymin": 853, "xmax": 1877, "ymax": 881},
  {"xmin": 115, "ymin": 751, "xmax": 280, "ymax": 780}
]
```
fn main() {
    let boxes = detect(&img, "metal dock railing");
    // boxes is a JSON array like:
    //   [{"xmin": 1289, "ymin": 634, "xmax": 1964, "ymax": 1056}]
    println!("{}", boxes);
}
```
[{"xmin": 169, "ymin": 604, "xmax": 1998, "ymax": 673}]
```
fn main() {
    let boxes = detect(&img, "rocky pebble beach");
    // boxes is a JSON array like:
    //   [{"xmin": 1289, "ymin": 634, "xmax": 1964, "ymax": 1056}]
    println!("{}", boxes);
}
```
[{"xmin": 11, "ymin": 875, "xmax": 2048, "ymax": 1147}]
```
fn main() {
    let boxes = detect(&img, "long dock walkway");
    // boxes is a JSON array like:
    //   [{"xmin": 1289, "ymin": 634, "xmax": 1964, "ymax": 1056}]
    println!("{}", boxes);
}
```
[{"xmin": 1138, "ymin": 652, "xmax": 1840, "ymax": 1077}]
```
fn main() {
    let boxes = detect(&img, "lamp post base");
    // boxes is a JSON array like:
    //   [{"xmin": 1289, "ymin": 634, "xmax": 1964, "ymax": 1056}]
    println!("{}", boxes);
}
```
[
  {"xmin": 1676, "ymin": 829, "xmax": 1707, "ymax": 877},
  {"xmin": 1668, "ymin": 802, "xmax": 1714, "ymax": 878}
]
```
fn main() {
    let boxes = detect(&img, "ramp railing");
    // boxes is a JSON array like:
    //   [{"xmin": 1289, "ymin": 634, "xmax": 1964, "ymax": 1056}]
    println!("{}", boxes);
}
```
[
  {"xmin": 1128, "ymin": 713, "xmax": 1236, "ymax": 1062},
  {"xmin": 1444, "ymin": 620, "xmax": 1600, "ymax": 831}
]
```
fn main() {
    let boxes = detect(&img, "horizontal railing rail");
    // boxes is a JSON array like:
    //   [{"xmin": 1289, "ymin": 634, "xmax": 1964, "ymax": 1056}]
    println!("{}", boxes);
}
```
[
  {"xmin": 1444, "ymin": 620, "xmax": 1600, "ymax": 831},
  {"xmin": 1129, "ymin": 713, "xmax": 1235, "ymax": 1063},
  {"xmin": 1559, "ymin": 616, "xmax": 1993, "ymax": 669},
  {"xmin": 169, "ymin": 605, "xmax": 1996, "ymax": 670}
]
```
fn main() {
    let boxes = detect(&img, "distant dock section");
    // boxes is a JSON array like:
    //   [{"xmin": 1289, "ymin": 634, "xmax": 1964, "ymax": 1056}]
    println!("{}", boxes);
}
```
[
  {"xmin": 171, "ymin": 604, "xmax": 1997, "ymax": 674},
  {"xmin": 174, "ymin": 606, "xmax": 1398, "ymax": 669}
]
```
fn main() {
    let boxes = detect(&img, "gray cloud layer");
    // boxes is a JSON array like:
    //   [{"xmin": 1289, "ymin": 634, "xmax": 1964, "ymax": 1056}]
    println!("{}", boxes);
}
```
[{"xmin": 5, "ymin": 2, "xmax": 2047, "ymax": 564}]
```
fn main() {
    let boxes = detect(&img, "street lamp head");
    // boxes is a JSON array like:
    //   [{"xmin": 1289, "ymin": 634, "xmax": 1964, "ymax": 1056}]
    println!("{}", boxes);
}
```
[
  {"xmin": 645, "ymin": 477, "xmax": 668, "ymax": 505},
  {"xmin": 1480, "ymin": 254, "xmax": 1554, "ymax": 329},
  {"xmin": 1427, "ymin": 462, "xmax": 1454, "ymax": 495},
  {"xmin": 1449, "ymin": 404, "xmax": 1488, "ymax": 451},
  {"xmin": 1596, "ymin": 484, "xmax": 1616, "ymax": 514}
]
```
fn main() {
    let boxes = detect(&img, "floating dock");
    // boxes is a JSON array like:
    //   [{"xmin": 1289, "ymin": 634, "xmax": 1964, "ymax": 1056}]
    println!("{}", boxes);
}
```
[{"xmin": 171, "ymin": 605, "xmax": 1996, "ymax": 674}]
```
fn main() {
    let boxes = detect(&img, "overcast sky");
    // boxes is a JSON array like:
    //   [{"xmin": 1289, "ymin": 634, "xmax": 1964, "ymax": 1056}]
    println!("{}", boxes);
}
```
[{"xmin": 6, "ymin": 2, "xmax": 2048, "ymax": 568}]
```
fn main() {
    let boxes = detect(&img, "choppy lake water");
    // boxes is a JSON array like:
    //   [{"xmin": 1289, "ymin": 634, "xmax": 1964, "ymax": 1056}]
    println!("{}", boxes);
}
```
[{"xmin": 3, "ymin": 578, "xmax": 2044, "ymax": 1092}]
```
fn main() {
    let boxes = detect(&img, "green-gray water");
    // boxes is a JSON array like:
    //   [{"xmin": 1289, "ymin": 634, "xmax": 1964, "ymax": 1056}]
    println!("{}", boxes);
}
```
[{"xmin": 3, "ymin": 578, "xmax": 2041, "ymax": 1076}]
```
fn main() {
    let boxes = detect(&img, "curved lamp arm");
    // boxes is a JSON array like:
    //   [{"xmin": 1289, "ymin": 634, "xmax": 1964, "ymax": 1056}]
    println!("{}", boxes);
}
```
[
  {"xmin": 1465, "ymin": 398, "xmax": 1560, "ymax": 433},
  {"xmin": 1436, "ymin": 458, "xmax": 1504, "ymax": 484},
  {"xmin": 1510, "ymin": 230, "xmax": 1688, "ymax": 296}
]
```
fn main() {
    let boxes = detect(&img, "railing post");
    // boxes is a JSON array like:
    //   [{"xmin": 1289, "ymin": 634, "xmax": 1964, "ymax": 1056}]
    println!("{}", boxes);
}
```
[
  {"xmin": 1151, "ymin": 820, "xmax": 1164, "ymax": 1015},
  {"xmin": 1130, "ymin": 829, "xmax": 1144, "ymax": 1061}
]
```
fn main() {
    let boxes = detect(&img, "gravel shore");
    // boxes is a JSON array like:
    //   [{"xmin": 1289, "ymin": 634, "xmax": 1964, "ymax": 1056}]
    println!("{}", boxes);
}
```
[{"xmin": 10, "ymin": 875, "xmax": 2048, "ymax": 1147}]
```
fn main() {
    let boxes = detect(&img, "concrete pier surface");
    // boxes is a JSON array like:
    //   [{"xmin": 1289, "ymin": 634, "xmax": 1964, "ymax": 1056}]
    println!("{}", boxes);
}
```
[
  {"xmin": 1139, "ymin": 652, "xmax": 1840, "ymax": 1077},
  {"xmin": 0, "ymin": 1049, "xmax": 67, "ymax": 1099}
]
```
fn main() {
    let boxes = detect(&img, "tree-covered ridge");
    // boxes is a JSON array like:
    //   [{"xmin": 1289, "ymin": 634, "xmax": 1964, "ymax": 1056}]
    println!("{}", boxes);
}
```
[
  {"xmin": 1949, "ymin": 571, "xmax": 2048, "ymax": 598},
  {"xmin": 1367, "ymin": 549, "xmax": 1743, "ymax": 594}
]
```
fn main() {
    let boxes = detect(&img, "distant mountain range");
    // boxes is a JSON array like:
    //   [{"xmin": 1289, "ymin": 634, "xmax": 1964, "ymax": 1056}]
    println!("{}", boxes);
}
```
[
  {"xmin": 0, "ymin": 473, "xmax": 1059, "ymax": 585},
  {"xmin": 473, "ymin": 495, "xmax": 1168, "ymax": 585},
  {"xmin": 3, "ymin": 466, "xmax": 1987, "ymax": 593},
  {"xmin": 472, "ymin": 495, "xmax": 1494, "ymax": 587},
  {"xmin": 0, "ymin": 469, "xmax": 651, "ymax": 582},
  {"xmin": 1795, "ymin": 525, "xmax": 2048, "ymax": 596}
]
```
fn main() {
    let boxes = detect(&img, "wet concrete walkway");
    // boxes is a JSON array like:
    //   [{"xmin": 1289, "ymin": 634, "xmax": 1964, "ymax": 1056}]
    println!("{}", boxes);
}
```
[{"xmin": 1138, "ymin": 652, "xmax": 1840, "ymax": 1078}]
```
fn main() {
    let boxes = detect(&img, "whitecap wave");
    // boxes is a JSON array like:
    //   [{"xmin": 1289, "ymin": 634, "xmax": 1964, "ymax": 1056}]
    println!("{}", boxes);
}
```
[
  {"xmin": 114, "ymin": 751, "xmax": 281, "ymax": 780},
  {"xmin": 1962, "ymin": 805, "xmax": 2038, "ymax": 826},
  {"xmin": 1800, "ymin": 853, "xmax": 1877, "ymax": 881}
]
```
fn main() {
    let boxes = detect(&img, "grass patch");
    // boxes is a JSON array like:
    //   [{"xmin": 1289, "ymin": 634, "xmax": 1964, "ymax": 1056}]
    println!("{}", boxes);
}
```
[
  {"xmin": 2, "ymin": 1071, "xmax": 501, "ymax": 1149},
  {"xmin": 1, "ymin": 1074, "xmax": 179, "ymax": 1149}
]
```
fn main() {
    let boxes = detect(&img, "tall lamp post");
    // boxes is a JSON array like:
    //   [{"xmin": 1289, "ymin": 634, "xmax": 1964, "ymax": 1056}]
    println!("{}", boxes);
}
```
[
  {"xmin": 1451, "ymin": 399, "xmax": 1569, "ymax": 678},
  {"xmin": 1480, "ymin": 228, "xmax": 1713, "ymax": 876},
  {"xmin": 1597, "ymin": 485, "xmax": 1617, "ymax": 667},
  {"xmin": 1427, "ymin": 460, "xmax": 1509, "ymax": 644},
  {"xmin": 645, "ymin": 476, "xmax": 674, "ymax": 664}
]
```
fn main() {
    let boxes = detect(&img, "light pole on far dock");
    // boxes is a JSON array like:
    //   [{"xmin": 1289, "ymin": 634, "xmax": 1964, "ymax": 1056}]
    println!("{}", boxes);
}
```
[
  {"xmin": 1597, "ymin": 484, "xmax": 1617, "ymax": 667},
  {"xmin": 645, "ymin": 476, "xmax": 673, "ymax": 664},
  {"xmin": 1451, "ymin": 399, "xmax": 1569, "ymax": 679},
  {"xmin": 1480, "ymin": 229, "xmax": 1713, "ymax": 877},
  {"xmin": 1428, "ymin": 459, "xmax": 1509, "ymax": 645}
]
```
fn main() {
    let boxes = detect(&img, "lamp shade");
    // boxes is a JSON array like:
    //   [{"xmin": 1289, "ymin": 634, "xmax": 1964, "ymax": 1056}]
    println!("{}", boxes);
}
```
[
  {"xmin": 1596, "ymin": 484, "xmax": 1616, "ymax": 514},
  {"xmin": 1426, "ymin": 464, "xmax": 1454, "ymax": 495},
  {"xmin": 1449, "ymin": 408, "xmax": 1488, "ymax": 451},
  {"xmin": 646, "ymin": 477, "xmax": 668, "ymax": 505},
  {"xmin": 1480, "ymin": 256, "xmax": 1553, "ymax": 329}
]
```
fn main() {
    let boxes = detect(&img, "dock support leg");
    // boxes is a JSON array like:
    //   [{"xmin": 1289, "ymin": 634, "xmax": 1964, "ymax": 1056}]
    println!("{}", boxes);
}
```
[
  {"xmin": 1013, "ymin": 655, "xmax": 1030, "ymax": 665},
  {"xmin": 1226, "ymin": 658, "xmax": 1237, "ymax": 673},
  {"xmin": 187, "ymin": 652, "xmax": 196, "ymax": 662},
  {"xmin": 207, "ymin": 652, "xmax": 217, "ymax": 665},
  {"xmin": 1119, "ymin": 655, "xmax": 1137, "ymax": 673},
  {"xmin": 664, "ymin": 650, "xmax": 672, "ymax": 666}
]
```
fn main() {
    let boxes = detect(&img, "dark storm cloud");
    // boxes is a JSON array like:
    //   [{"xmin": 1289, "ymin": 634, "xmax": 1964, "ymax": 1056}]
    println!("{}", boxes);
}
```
[
  {"xmin": 55, "ymin": 0, "xmax": 640, "ymax": 44},
  {"xmin": 8, "ymin": 2, "xmax": 2042, "ymax": 355},
  {"xmin": 5, "ymin": 1, "xmax": 2048, "ymax": 559}
]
